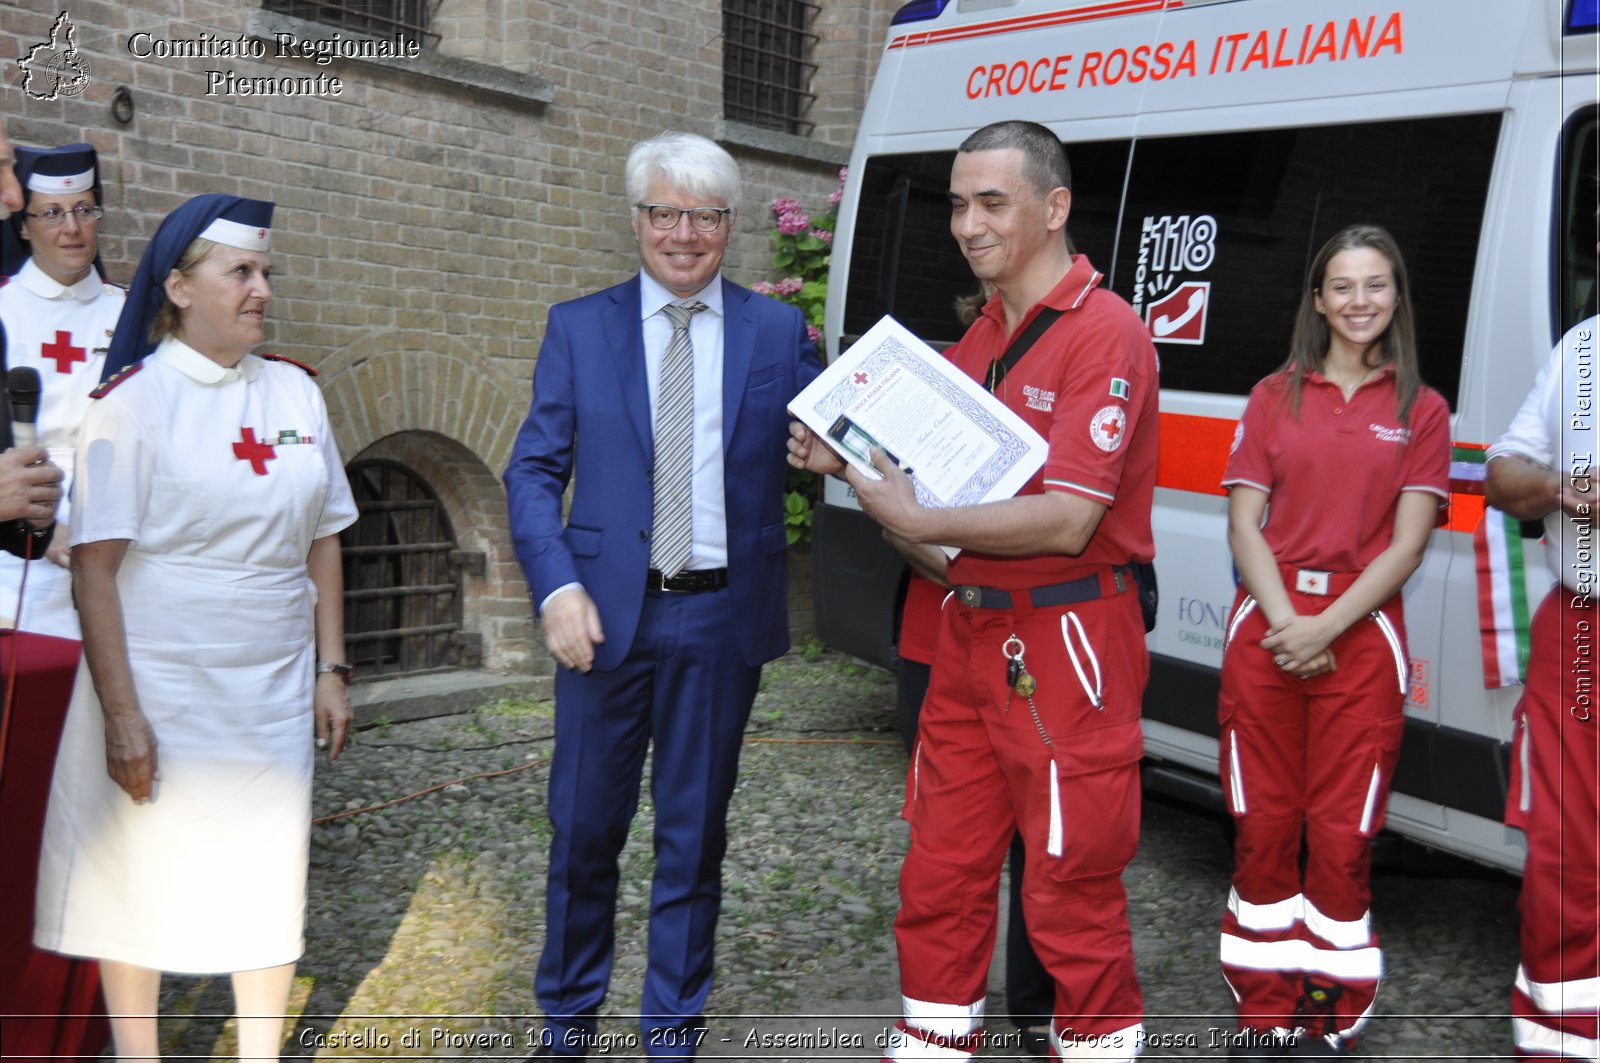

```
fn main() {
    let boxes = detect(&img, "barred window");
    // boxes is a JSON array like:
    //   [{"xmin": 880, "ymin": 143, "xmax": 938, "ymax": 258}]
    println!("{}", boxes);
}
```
[
  {"xmin": 263, "ymin": 0, "xmax": 437, "ymax": 47},
  {"xmin": 723, "ymin": 0, "xmax": 819, "ymax": 136},
  {"xmin": 340, "ymin": 460, "xmax": 470, "ymax": 678}
]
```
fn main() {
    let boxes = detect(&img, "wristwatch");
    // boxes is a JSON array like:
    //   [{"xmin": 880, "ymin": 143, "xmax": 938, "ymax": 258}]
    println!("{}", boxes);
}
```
[{"xmin": 316, "ymin": 661, "xmax": 354, "ymax": 684}]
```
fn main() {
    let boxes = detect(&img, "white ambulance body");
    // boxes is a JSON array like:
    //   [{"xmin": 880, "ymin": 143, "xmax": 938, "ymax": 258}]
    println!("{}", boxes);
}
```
[{"xmin": 814, "ymin": 0, "xmax": 1600, "ymax": 873}]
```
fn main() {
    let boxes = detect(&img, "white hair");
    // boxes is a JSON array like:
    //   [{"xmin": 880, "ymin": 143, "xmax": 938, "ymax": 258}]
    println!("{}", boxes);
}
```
[{"xmin": 624, "ymin": 132, "xmax": 742, "ymax": 212}]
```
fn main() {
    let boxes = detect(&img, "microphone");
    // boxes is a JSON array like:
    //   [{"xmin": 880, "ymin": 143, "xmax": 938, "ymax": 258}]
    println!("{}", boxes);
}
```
[{"xmin": 6, "ymin": 366, "xmax": 40, "ymax": 449}]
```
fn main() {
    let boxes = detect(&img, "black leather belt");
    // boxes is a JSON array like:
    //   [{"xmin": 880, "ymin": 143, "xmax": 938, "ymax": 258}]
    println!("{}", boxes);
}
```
[
  {"xmin": 954, "ymin": 567, "xmax": 1128, "ymax": 610},
  {"xmin": 646, "ymin": 567, "xmax": 729, "ymax": 593}
]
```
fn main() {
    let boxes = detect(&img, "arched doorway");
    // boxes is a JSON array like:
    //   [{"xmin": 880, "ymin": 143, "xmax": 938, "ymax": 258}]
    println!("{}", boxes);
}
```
[{"xmin": 341, "ymin": 458, "xmax": 472, "ymax": 677}]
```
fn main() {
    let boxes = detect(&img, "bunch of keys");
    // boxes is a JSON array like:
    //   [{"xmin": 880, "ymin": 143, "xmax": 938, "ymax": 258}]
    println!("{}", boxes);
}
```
[{"xmin": 1002, "ymin": 635, "xmax": 1037, "ymax": 696}]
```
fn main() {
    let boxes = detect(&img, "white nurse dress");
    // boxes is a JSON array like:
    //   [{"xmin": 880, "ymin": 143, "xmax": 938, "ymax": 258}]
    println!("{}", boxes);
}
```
[
  {"xmin": 0, "ymin": 259, "xmax": 125, "ymax": 638},
  {"xmin": 34, "ymin": 338, "xmax": 357, "ymax": 973}
]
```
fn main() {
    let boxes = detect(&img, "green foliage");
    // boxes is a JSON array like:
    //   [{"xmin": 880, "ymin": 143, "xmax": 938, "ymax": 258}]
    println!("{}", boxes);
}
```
[
  {"xmin": 784, "ymin": 466, "xmax": 817, "ymax": 544},
  {"xmin": 755, "ymin": 177, "xmax": 843, "ymax": 339},
  {"xmin": 757, "ymin": 169, "xmax": 848, "ymax": 546}
]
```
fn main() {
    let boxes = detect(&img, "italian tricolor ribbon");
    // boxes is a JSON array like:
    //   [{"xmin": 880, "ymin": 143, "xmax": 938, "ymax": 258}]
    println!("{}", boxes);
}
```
[
  {"xmin": 1455, "ymin": 445, "xmax": 1534, "ymax": 688},
  {"xmin": 1474, "ymin": 506, "xmax": 1534, "ymax": 689}
]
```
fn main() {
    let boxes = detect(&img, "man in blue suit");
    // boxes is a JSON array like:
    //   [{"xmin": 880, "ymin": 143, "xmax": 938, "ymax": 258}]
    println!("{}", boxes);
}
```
[{"xmin": 504, "ymin": 131, "xmax": 819, "ymax": 1059}]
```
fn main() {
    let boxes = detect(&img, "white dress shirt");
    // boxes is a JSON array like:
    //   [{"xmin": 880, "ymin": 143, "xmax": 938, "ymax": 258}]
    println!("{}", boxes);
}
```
[
  {"xmin": 537, "ymin": 273, "xmax": 732, "ymax": 616},
  {"xmin": 639, "ymin": 270, "xmax": 728, "ymax": 571}
]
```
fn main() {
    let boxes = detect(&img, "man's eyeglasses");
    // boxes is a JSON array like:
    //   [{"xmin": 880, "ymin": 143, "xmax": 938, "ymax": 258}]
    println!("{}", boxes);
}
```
[
  {"xmin": 637, "ymin": 204, "xmax": 733, "ymax": 233},
  {"xmin": 24, "ymin": 204, "xmax": 104, "ymax": 227}
]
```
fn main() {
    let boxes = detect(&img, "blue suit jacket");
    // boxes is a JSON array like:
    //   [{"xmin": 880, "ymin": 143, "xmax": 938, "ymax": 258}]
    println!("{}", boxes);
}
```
[{"xmin": 504, "ymin": 274, "xmax": 820, "ymax": 671}]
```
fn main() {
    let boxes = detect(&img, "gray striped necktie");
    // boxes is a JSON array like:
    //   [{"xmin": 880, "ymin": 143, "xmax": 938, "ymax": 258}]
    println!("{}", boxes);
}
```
[{"xmin": 650, "ymin": 301, "xmax": 707, "ymax": 577}]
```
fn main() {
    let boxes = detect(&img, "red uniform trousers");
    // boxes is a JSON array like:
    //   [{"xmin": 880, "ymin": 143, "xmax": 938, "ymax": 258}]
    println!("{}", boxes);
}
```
[
  {"xmin": 1217, "ymin": 582, "xmax": 1408, "ymax": 1043},
  {"xmin": 886, "ymin": 573, "xmax": 1147, "ymax": 1062},
  {"xmin": 1506, "ymin": 590, "xmax": 1600, "ymax": 1060}
]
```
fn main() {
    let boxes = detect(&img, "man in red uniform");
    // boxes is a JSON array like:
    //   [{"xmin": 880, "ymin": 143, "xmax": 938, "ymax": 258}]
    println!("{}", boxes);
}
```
[{"xmin": 791, "ymin": 119, "xmax": 1158, "ymax": 1062}]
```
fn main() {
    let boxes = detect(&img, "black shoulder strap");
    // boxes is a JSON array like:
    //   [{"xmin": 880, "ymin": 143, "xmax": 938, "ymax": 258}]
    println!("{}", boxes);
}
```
[{"xmin": 985, "ymin": 307, "xmax": 1065, "ymax": 393}]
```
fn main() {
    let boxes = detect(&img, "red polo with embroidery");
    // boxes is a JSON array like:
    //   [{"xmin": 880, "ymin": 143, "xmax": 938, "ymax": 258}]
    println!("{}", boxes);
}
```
[
  {"xmin": 943, "ymin": 253, "xmax": 1159, "ymax": 589},
  {"xmin": 1222, "ymin": 368, "xmax": 1450, "ymax": 572}
]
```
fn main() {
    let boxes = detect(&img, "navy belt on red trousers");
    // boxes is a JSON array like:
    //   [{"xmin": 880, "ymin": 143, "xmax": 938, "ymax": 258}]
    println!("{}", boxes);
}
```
[{"xmin": 953, "ymin": 566, "xmax": 1129, "ymax": 610}]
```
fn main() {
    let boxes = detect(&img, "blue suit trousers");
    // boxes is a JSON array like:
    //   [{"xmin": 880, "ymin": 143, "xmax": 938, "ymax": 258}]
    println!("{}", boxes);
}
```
[{"xmin": 536, "ymin": 585, "xmax": 760, "ymax": 1059}]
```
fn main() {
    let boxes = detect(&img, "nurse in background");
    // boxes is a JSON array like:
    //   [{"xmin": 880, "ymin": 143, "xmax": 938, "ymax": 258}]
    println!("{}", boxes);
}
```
[
  {"xmin": 0, "ymin": 116, "xmax": 67, "ymax": 549},
  {"xmin": 0, "ymin": 141, "xmax": 125, "ymax": 1063},
  {"xmin": 0, "ymin": 142, "xmax": 125, "ymax": 637}
]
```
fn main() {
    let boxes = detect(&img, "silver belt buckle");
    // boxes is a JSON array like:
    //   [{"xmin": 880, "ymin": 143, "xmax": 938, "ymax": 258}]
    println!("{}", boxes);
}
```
[{"xmin": 1294, "ymin": 568, "xmax": 1331, "ymax": 596}]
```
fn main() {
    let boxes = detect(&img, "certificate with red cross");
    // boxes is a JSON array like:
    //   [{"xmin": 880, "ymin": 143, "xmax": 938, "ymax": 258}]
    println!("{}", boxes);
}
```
[{"xmin": 788, "ymin": 314, "xmax": 1046, "ymax": 516}]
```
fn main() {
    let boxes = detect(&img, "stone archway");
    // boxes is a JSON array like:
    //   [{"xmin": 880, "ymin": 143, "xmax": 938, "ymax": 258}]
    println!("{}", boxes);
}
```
[{"xmin": 316, "ymin": 332, "xmax": 539, "ymax": 673}]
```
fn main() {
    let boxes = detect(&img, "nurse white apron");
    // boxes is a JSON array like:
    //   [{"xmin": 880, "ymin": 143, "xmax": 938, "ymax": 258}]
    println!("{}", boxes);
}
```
[
  {"xmin": 34, "ymin": 551, "xmax": 317, "ymax": 973},
  {"xmin": 0, "ymin": 546, "xmax": 77, "ymax": 640}
]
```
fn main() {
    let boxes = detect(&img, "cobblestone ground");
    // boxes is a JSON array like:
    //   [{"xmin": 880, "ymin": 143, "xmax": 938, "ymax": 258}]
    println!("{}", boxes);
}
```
[{"xmin": 151, "ymin": 649, "xmax": 1520, "ymax": 1061}]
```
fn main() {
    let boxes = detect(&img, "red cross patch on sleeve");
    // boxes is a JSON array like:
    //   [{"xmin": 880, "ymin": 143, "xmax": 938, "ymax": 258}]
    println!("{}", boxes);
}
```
[{"xmin": 1090, "ymin": 405, "xmax": 1127, "ymax": 453}]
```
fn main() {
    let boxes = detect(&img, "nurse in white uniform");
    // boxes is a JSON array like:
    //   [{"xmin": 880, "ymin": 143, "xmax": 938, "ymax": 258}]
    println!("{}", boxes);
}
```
[
  {"xmin": 0, "ymin": 143, "xmax": 125, "ymax": 637},
  {"xmin": 0, "ymin": 140, "xmax": 126, "ymax": 1063},
  {"xmin": 33, "ymin": 195, "xmax": 358, "ymax": 1061}
]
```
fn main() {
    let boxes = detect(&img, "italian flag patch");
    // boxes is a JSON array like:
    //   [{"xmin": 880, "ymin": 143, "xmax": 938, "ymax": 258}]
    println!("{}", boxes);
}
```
[{"xmin": 1109, "ymin": 377, "xmax": 1130, "ymax": 400}]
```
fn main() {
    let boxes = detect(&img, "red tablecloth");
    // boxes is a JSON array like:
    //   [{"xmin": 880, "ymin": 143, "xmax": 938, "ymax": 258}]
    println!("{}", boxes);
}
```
[{"xmin": 0, "ymin": 629, "xmax": 109, "ymax": 1061}]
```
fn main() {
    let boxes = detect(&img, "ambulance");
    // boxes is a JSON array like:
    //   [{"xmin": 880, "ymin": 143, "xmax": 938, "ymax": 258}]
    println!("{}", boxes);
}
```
[{"xmin": 812, "ymin": 0, "xmax": 1600, "ymax": 873}]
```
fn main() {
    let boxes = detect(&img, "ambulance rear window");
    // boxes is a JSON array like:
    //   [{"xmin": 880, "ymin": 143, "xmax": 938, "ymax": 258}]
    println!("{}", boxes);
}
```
[
  {"xmin": 839, "ymin": 115, "xmax": 1497, "ymax": 408},
  {"xmin": 1116, "ymin": 113, "xmax": 1500, "ymax": 407},
  {"xmin": 1557, "ymin": 108, "xmax": 1598, "ymax": 336},
  {"xmin": 841, "ymin": 139, "xmax": 1132, "ymax": 348}
]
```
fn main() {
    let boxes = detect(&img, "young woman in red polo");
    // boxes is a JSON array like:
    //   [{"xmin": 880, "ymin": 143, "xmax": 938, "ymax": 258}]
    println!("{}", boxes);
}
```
[{"xmin": 1214, "ymin": 225, "xmax": 1450, "ymax": 1060}]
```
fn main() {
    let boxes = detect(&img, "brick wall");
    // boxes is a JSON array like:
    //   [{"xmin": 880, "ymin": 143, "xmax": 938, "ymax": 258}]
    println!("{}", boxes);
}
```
[{"xmin": 1, "ymin": 0, "xmax": 896, "ymax": 673}]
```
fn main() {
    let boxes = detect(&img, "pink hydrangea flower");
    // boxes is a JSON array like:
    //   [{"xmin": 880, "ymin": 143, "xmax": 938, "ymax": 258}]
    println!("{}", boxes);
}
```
[
  {"xmin": 777, "ymin": 207, "xmax": 811, "ymax": 236},
  {"xmin": 806, "ymin": 324, "xmax": 822, "ymax": 344},
  {"xmin": 752, "ymin": 281, "xmax": 778, "ymax": 296},
  {"xmin": 811, "ymin": 228, "xmax": 833, "ymax": 244}
]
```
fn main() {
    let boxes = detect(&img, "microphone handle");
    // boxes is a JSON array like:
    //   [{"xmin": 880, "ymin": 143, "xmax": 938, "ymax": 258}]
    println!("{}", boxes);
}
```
[{"xmin": 10, "ymin": 422, "xmax": 38, "ymax": 449}]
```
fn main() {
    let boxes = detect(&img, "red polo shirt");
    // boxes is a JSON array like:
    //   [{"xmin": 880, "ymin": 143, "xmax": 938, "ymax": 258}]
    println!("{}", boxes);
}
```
[
  {"xmin": 944, "ymin": 254, "xmax": 1159, "ymax": 589},
  {"xmin": 1222, "ymin": 368, "xmax": 1450, "ymax": 572}
]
